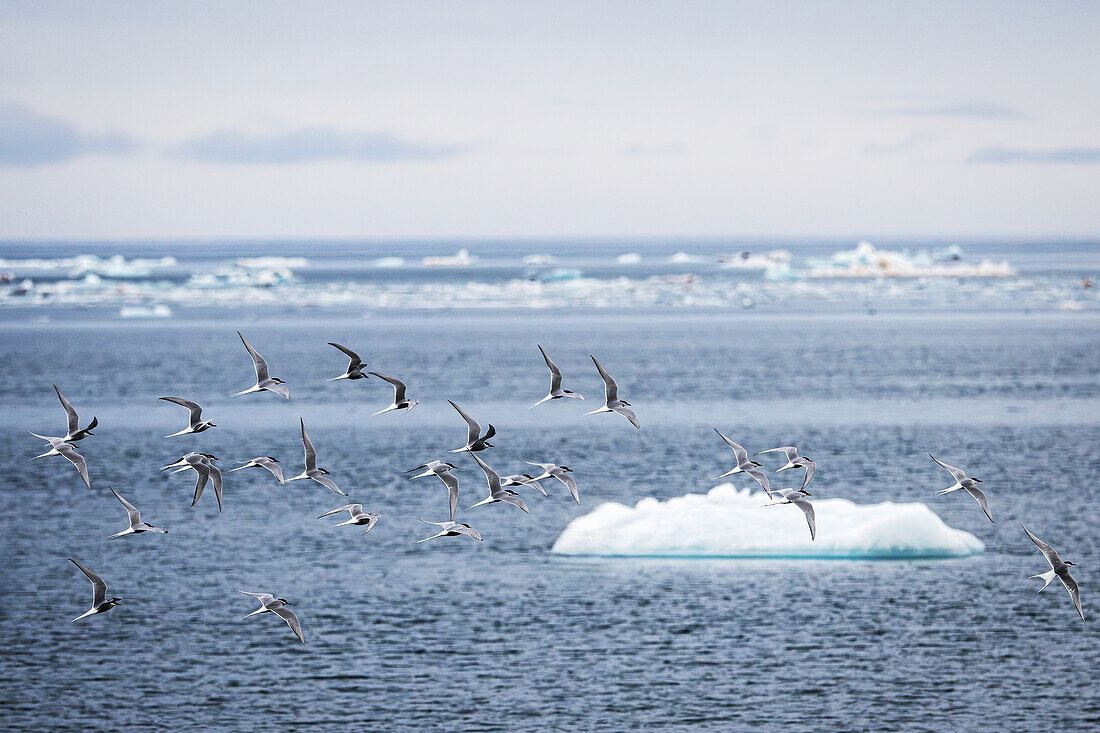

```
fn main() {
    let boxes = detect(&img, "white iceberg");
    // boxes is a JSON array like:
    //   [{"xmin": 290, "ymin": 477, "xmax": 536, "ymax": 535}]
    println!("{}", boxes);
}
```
[
  {"xmin": 806, "ymin": 241, "xmax": 1015, "ymax": 279},
  {"xmin": 617, "ymin": 253, "xmax": 642, "ymax": 265},
  {"xmin": 422, "ymin": 249, "xmax": 477, "ymax": 267},
  {"xmin": 552, "ymin": 484, "xmax": 983, "ymax": 559}
]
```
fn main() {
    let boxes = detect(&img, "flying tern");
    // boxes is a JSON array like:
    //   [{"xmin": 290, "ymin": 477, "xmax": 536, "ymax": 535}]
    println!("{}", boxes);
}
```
[
  {"xmin": 69, "ymin": 558, "xmax": 121, "ymax": 622},
  {"xmin": 236, "ymin": 590, "xmax": 304, "ymax": 644},
  {"xmin": 1021, "ymin": 524, "xmax": 1084, "ymax": 622},
  {"xmin": 524, "ymin": 461, "xmax": 579, "ymax": 503},
  {"xmin": 713, "ymin": 429, "xmax": 772, "ymax": 497},
  {"xmin": 584, "ymin": 356, "xmax": 639, "ymax": 428},
  {"xmin": 765, "ymin": 488, "xmax": 816, "ymax": 541},
  {"xmin": 230, "ymin": 456, "xmax": 285, "ymax": 485},
  {"xmin": 448, "ymin": 400, "xmax": 495, "ymax": 453},
  {"xmin": 754, "ymin": 446, "xmax": 815, "ymax": 492},
  {"xmin": 530, "ymin": 345, "xmax": 583, "ymax": 408},
  {"xmin": 327, "ymin": 342, "xmax": 369, "ymax": 381},
  {"xmin": 108, "ymin": 486, "xmax": 167, "ymax": 538},
  {"xmin": 369, "ymin": 372, "xmax": 419, "ymax": 415},
  {"xmin": 417, "ymin": 518, "xmax": 483, "ymax": 543},
  {"xmin": 407, "ymin": 460, "xmax": 460, "ymax": 521},
  {"xmin": 929, "ymin": 454, "xmax": 993, "ymax": 523},
  {"xmin": 467, "ymin": 453, "xmax": 530, "ymax": 514},
  {"xmin": 232, "ymin": 331, "xmax": 289, "ymax": 399},
  {"xmin": 317, "ymin": 504, "xmax": 381, "ymax": 534},
  {"xmin": 287, "ymin": 418, "xmax": 345, "ymax": 495},
  {"xmin": 159, "ymin": 397, "xmax": 217, "ymax": 437}
]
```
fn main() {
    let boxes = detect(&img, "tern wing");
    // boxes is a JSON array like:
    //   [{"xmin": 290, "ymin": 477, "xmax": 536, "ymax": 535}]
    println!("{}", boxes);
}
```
[
  {"xmin": 314, "ymin": 474, "xmax": 345, "ymax": 495},
  {"xmin": 929, "ymin": 454, "xmax": 968, "ymax": 483},
  {"xmin": 369, "ymin": 373, "xmax": 407, "ymax": 402},
  {"xmin": 612, "ymin": 405, "xmax": 640, "ymax": 429},
  {"xmin": 502, "ymin": 493, "xmax": 531, "ymax": 514},
  {"xmin": 57, "ymin": 443, "xmax": 91, "ymax": 490},
  {"xmin": 237, "ymin": 331, "xmax": 270, "ymax": 382},
  {"xmin": 539, "ymin": 344, "xmax": 564, "ymax": 393},
  {"xmin": 800, "ymin": 460, "xmax": 816, "ymax": 491},
  {"xmin": 191, "ymin": 464, "xmax": 210, "ymax": 507},
  {"xmin": 55, "ymin": 385, "xmax": 80, "ymax": 436},
  {"xmin": 160, "ymin": 396, "xmax": 203, "ymax": 425},
  {"xmin": 236, "ymin": 589, "xmax": 276, "ymax": 604},
  {"xmin": 714, "ymin": 429, "xmax": 749, "ymax": 464},
  {"xmin": 965, "ymin": 486, "xmax": 994, "ymax": 523},
  {"xmin": 437, "ymin": 469, "xmax": 460, "ymax": 521},
  {"xmin": 590, "ymin": 356, "xmax": 619, "ymax": 403},
  {"xmin": 318, "ymin": 504, "xmax": 359, "ymax": 519},
  {"xmin": 1020, "ymin": 524, "xmax": 1062, "ymax": 568},
  {"xmin": 69, "ymin": 558, "xmax": 107, "ymax": 607},
  {"xmin": 109, "ymin": 487, "xmax": 142, "ymax": 525},
  {"xmin": 328, "ymin": 342, "xmax": 362, "ymax": 370},
  {"xmin": 470, "ymin": 452, "xmax": 502, "ymax": 494},
  {"xmin": 263, "ymin": 460, "xmax": 285, "ymax": 484},
  {"xmin": 299, "ymin": 418, "xmax": 317, "ymax": 471},
  {"xmin": 448, "ymin": 400, "xmax": 481, "ymax": 445},
  {"xmin": 273, "ymin": 605, "xmax": 305, "ymax": 644},
  {"xmin": 1059, "ymin": 572, "xmax": 1085, "ymax": 622},
  {"xmin": 792, "ymin": 498, "xmax": 816, "ymax": 541},
  {"xmin": 744, "ymin": 466, "xmax": 771, "ymax": 497},
  {"xmin": 456, "ymin": 524, "xmax": 483, "ymax": 540},
  {"xmin": 756, "ymin": 447, "xmax": 798, "ymax": 461}
]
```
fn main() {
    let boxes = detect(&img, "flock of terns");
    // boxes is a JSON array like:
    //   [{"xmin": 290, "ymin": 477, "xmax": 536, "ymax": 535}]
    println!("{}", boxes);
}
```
[{"xmin": 29, "ymin": 332, "xmax": 1085, "ymax": 645}]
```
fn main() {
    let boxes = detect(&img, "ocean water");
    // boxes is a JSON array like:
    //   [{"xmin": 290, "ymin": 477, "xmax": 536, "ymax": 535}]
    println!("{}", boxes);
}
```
[{"xmin": 0, "ymin": 240, "xmax": 1098, "ymax": 731}]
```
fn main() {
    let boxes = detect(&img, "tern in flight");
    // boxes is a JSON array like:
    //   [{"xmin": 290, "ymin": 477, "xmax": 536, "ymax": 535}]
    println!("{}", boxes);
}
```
[
  {"xmin": 1021, "ymin": 524, "xmax": 1084, "ymax": 622},
  {"xmin": 467, "ymin": 453, "xmax": 530, "ymax": 514},
  {"xmin": 69, "ymin": 558, "xmax": 121, "ymax": 622},
  {"xmin": 584, "ymin": 356, "xmax": 639, "ymax": 428},
  {"xmin": 448, "ymin": 400, "xmax": 495, "ymax": 453},
  {"xmin": 317, "ymin": 504, "xmax": 381, "ymax": 534},
  {"xmin": 52, "ymin": 385, "xmax": 97, "ymax": 442},
  {"xmin": 407, "ymin": 460, "xmax": 461, "ymax": 521},
  {"xmin": 159, "ymin": 397, "xmax": 217, "ymax": 437},
  {"xmin": 28, "ymin": 431, "xmax": 91, "ymax": 489},
  {"xmin": 530, "ymin": 345, "xmax": 584, "ymax": 408},
  {"xmin": 501, "ymin": 473, "xmax": 547, "ymax": 496},
  {"xmin": 754, "ymin": 446, "xmax": 815, "ymax": 492},
  {"xmin": 327, "ymin": 342, "xmax": 369, "ymax": 381},
  {"xmin": 369, "ymin": 372, "xmax": 419, "ymax": 415},
  {"xmin": 230, "ymin": 456, "xmax": 285, "ymax": 485},
  {"xmin": 162, "ymin": 452, "xmax": 223, "ymax": 510},
  {"xmin": 232, "ymin": 331, "xmax": 289, "ymax": 399},
  {"xmin": 417, "ymin": 518, "xmax": 483, "ymax": 543},
  {"xmin": 236, "ymin": 590, "xmax": 305, "ymax": 644},
  {"xmin": 287, "ymin": 418, "xmax": 345, "ymax": 495},
  {"xmin": 713, "ymin": 429, "xmax": 772, "ymax": 498},
  {"xmin": 929, "ymin": 454, "xmax": 993, "ymax": 523},
  {"xmin": 108, "ymin": 487, "xmax": 167, "ymax": 538},
  {"xmin": 765, "ymin": 488, "xmax": 816, "ymax": 541},
  {"xmin": 524, "ymin": 461, "xmax": 579, "ymax": 503}
]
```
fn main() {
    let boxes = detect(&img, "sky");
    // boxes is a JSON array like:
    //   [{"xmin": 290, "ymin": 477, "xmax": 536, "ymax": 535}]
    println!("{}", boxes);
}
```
[{"xmin": 1, "ymin": 1, "xmax": 1098, "ymax": 241}]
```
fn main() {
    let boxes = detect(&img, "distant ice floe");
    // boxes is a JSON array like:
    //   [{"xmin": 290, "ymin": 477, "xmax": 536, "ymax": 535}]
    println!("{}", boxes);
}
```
[
  {"xmin": 523, "ymin": 253, "xmax": 556, "ymax": 265},
  {"xmin": 806, "ymin": 241, "xmax": 1015, "ymax": 279},
  {"xmin": 235, "ymin": 256, "xmax": 309, "ymax": 270},
  {"xmin": 422, "ymin": 248, "xmax": 477, "ymax": 267},
  {"xmin": 667, "ymin": 251, "xmax": 707, "ymax": 264},
  {"xmin": 617, "ymin": 252, "xmax": 642, "ymax": 264},
  {"xmin": 119, "ymin": 304, "xmax": 172, "ymax": 319},
  {"xmin": 551, "ymin": 484, "xmax": 983, "ymax": 559},
  {"xmin": 371, "ymin": 256, "xmax": 405, "ymax": 268},
  {"xmin": 0, "ymin": 254, "xmax": 177, "ymax": 279}
]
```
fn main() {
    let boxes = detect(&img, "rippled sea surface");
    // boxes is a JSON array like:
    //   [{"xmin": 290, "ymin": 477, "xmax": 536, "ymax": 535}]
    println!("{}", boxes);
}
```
[{"xmin": 1, "ymin": 242, "xmax": 1098, "ymax": 731}]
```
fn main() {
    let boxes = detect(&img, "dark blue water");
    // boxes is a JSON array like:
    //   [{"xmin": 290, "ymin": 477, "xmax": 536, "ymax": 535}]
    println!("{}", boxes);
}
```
[{"xmin": 1, "ymin": 298, "xmax": 1098, "ymax": 729}]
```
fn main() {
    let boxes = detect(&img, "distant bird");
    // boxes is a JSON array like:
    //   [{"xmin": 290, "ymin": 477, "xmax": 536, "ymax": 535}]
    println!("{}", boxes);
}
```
[
  {"xmin": 929, "ymin": 454, "xmax": 993, "ymax": 523},
  {"xmin": 468, "ymin": 453, "xmax": 530, "ymax": 514},
  {"xmin": 530, "ymin": 344, "xmax": 583, "ymax": 408},
  {"xmin": 765, "ymin": 488, "xmax": 816, "ymax": 541},
  {"xmin": 68, "ymin": 558, "xmax": 121, "ymax": 622},
  {"xmin": 317, "ymin": 504, "xmax": 381, "ymax": 534},
  {"xmin": 53, "ymin": 385, "xmax": 97, "ymax": 441},
  {"xmin": 1021, "ymin": 524, "xmax": 1084, "ymax": 622},
  {"xmin": 369, "ymin": 372, "xmax": 419, "ymax": 415},
  {"xmin": 236, "ymin": 590, "xmax": 304, "ymax": 644},
  {"xmin": 159, "ymin": 397, "xmax": 217, "ymax": 437},
  {"xmin": 417, "ymin": 518, "xmax": 483, "ymax": 543},
  {"xmin": 584, "ymin": 356, "xmax": 639, "ymax": 428},
  {"xmin": 108, "ymin": 486, "xmax": 167, "ymax": 538},
  {"xmin": 501, "ymin": 473, "xmax": 547, "ymax": 496},
  {"xmin": 162, "ymin": 452, "xmax": 223, "ymax": 510},
  {"xmin": 407, "ymin": 460, "xmax": 460, "ymax": 521},
  {"xmin": 754, "ymin": 446, "xmax": 815, "ymax": 492},
  {"xmin": 230, "ymin": 456, "xmax": 285, "ymax": 485},
  {"xmin": 287, "ymin": 418, "xmax": 345, "ymax": 495},
  {"xmin": 28, "ymin": 432, "xmax": 91, "ymax": 489},
  {"xmin": 232, "ymin": 331, "xmax": 289, "ymax": 399},
  {"xmin": 327, "ymin": 342, "xmax": 369, "ymax": 381},
  {"xmin": 713, "ymin": 429, "xmax": 772, "ymax": 498},
  {"xmin": 524, "ymin": 461, "xmax": 579, "ymax": 503},
  {"xmin": 448, "ymin": 400, "xmax": 495, "ymax": 453}
]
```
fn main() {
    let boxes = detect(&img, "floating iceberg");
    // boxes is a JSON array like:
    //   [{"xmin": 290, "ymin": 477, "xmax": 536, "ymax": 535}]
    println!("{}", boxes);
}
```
[
  {"xmin": 617, "ymin": 253, "xmax": 642, "ymax": 265},
  {"xmin": 371, "ymin": 257, "xmax": 405, "ymax": 268},
  {"xmin": 235, "ymin": 256, "xmax": 308, "ymax": 269},
  {"xmin": 119, "ymin": 304, "xmax": 172, "ymax": 319},
  {"xmin": 522, "ymin": 253, "xmax": 556, "ymax": 265},
  {"xmin": 718, "ymin": 249, "xmax": 791, "ymax": 270},
  {"xmin": 668, "ymin": 251, "xmax": 707, "ymax": 264},
  {"xmin": 422, "ymin": 249, "xmax": 477, "ymax": 267},
  {"xmin": 551, "ymin": 484, "xmax": 983, "ymax": 559},
  {"xmin": 806, "ymin": 241, "xmax": 1015, "ymax": 279}
]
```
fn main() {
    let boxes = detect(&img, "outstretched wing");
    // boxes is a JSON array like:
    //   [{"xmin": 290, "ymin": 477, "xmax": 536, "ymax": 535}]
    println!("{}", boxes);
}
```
[
  {"xmin": 70, "ymin": 558, "xmax": 107, "ymax": 607},
  {"xmin": 238, "ymin": 331, "xmax": 270, "ymax": 381},
  {"xmin": 744, "ymin": 466, "xmax": 771, "ymax": 497},
  {"xmin": 756, "ymin": 447, "xmax": 798, "ymax": 461},
  {"xmin": 557, "ymin": 471, "xmax": 580, "ymax": 503},
  {"xmin": 792, "ymin": 498, "xmax": 816, "ymax": 541},
  {"xmin": 449, "ymin": 400, "xmax": 481, "ymax": 445},
  {"xmin": 538, "ymin": 344, "xmax": 564, "ymax": 393},
  {"xmin": 328, "ymin": 342, "xmax": 362, "ymax": 370},
  {"xmin": 318, "ymin": 503, "xmax": 360, "ymax": 519},
  {"xmin": 236, "ymin": 589, "xmax": 276, "ymax": 604},
  {"xmin": 612, "ymin": 405, "xmax": 640, "ymax": 429},
  {"xmin": 590, "ymin": 356, "xmax": 618, "ymax": 403},
  {"xmin": 273, "ymin": 605, "xmax": 305, "ymax": 644},
  {"xmin": 369, "ymin": 372, "xmax": 407, "ymax": 402},
  {"xmin": 300, "ymin": 418, "xmax": 317, "ymax": 471},
  {"xmin": 965, "ymin": 486, "xmax": 994, "ymax": 523},
  {"xmin": 436, "ymin": 468, "xmax": 460, "ymax": 521},
  {"xmin": 262, "ymin": 459, "xmax": 285, "ymax": 485},
  {"xmin": 714, "ymin": 429, "xmax": 749, "ymax": 464},
  {"xmin": 929, "ymin": 454, "xmax": 967, "ymax": 483},
  {"xmin": 470, "ymin": 452, "xmax": 502, "ymax": 494},
  {"xmin": 57, "ymin": 443, "xmax": 91, "ymax": 490},
  {"xmin": 55, "ymin": 385, "xmax": 80, "ymax": 436},
  {"xmin": 1059, "ymin": 573, "xmax": 1085, "ymax": 622},
  {"xmin": 313, "ymin": 474, "xmax": 345, "ymax": 496},
  {"xmin": 800, "ymin": 459, "xmax": 816, "ymax": 491},
  {"xmin": 160, "ymin": 396, "xmax": 203, "ymax": 425},
  {"xmin": 110, "ymin": 487, "xmax": 142, "ymax": 525},
  {"xmin": 1020, "ymin": 524, "xmax": 1061, "ymax": 568}
]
